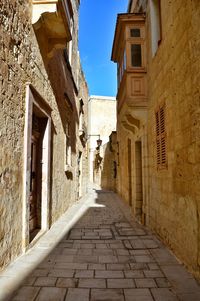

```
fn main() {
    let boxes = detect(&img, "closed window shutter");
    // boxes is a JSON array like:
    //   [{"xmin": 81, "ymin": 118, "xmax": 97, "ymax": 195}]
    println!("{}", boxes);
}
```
[
  {"xmin": 156, "ymin": 111, "xmax": 161, "ymax": 166},
  {"xmin": 156, "ymin": 104, "xmax": 167, "ymax": 169}
]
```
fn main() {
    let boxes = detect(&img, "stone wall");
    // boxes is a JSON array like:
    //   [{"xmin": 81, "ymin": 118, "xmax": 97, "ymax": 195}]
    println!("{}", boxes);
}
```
[
  {"xmin": 0, "ymin": 0, "xmax": 88, "ymax": 271},
  {"xmin": 77, "ymin": 62, "xmax": 89, "ymax": 198},
  {"xmin": 88, "ymin": 96, "xmax": 116, "ymax": 184},
  {"xmin": 145, "ymin": 0, "xmax": 200, "ymax": 278},
  {"xmin": 113, "ymin": 0, "xmax": 200, "ymax": 278},
  {"xmin": 116, "ymin": 120, "xmax": 148, "ymax": 225},
  {"xmin": 0, "ymin": 0, "xmax": 55, "ymax": 270},
  {"xmin": 101, "ymin": 132, "xmax": 118, "ymax": 191}
]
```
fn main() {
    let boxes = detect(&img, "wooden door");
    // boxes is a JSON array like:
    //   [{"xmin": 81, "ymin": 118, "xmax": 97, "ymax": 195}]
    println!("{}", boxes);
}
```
[
  {"xmin": 128, "ymin": 139, "xmax": 132, "ymax": 206},
  {"xmin": 135, "ymin": 141, "xmax": 143, "ymax": 221},
  {"xmin": 29, "ymin": 132, "xmax": 39, "ymax": 234}
]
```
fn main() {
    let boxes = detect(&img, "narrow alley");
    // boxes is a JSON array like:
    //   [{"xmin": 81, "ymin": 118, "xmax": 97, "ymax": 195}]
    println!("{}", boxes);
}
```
[
  {"xmin": 1, "ymin": 188, "xmax": 200, "ymax": 301},
  {"xmin": 1, "ymin": 1, "xmax": 200, "ymax": 300}
]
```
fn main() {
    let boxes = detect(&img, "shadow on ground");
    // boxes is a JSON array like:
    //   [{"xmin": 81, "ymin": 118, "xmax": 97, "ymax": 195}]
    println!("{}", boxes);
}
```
[{"xmin": 3, "ymin": 189, "xmax": 200, "ymax": 301}]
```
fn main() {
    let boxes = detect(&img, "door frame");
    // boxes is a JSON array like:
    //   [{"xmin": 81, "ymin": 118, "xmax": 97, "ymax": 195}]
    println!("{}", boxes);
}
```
[
  {"xmin": 127, "ymin": 138, "xmax": 132, "ymax": 206},
  {"xmin": 135, "ymin": 140, "xmax": 143, "ymax": 222},
  {"xmin": 29, "ymin": 130, "xmax": 40, "ymax": 236},
  {"xmin": 78, "ymin": 151, "xmax": 83, "ymax": 198},
  {"xmin": 23, "ymin": 84, "xmax": 52, "ymax": 250}
]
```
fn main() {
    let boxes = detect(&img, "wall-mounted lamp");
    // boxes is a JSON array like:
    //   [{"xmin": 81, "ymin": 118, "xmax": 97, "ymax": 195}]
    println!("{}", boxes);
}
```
[
  {"xmin": 87, "ymin": 134, "xmax": 102, "ymax": 147},
  {"xmin": 96, "ymin": 139, "xmax": 102, "ymax": 147}
]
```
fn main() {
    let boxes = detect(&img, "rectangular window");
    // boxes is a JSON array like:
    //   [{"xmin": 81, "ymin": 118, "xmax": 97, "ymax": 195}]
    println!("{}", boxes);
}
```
[
  {"xmin": 155, "ymin": 104, "xmax": 167, "ymax": 169},
  {"xmin": 123, "ymin": 49, "xmax": 126, "ymax": 72},
  {"xmin": 131, "ymin": 44, "xmax": 142, "ymax": 67},
  {"xmin": 117, "ymin": 49, "xmax": 126, "ymax": 87},
  {"xmin": 150, "ymin": 0, "xmax": 162, "ymax": 56},
  {"xmin": 66, "ymin": 123, "xmax": 72, "ymax": 166},
  {"xmin": 130, "ymin": 28, "xmax": 141, "ymax": 37},
  {"xmin": 117, "ymin": 63, "xmax": 120, "ymax": 87}
]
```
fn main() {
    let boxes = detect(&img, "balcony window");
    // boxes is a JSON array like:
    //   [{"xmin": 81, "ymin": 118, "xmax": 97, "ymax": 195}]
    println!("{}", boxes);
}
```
[
  {"xmin": 131, "ymin": 44, "xmax": 142, "ymax": 67},
  {"xmin": 130, "ymin": 28, "xmax": 141, "ymax": 37},
  {"xmin": 150, "ymin": 0, "xmax": 162, "ymax": 56},
  {"xmin": 123, "ymin": 49, "xmax": 126, "ymax": 71},
  {"xmin": 117, "ymin": 49, "xmax": 126, "ymax": 86}
]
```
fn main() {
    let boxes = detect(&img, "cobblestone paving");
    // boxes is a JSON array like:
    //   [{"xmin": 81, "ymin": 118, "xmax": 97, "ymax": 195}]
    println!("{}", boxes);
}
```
[{"xmin": 10, "ymin": 190, "xmax": 200, "ymax": 300}]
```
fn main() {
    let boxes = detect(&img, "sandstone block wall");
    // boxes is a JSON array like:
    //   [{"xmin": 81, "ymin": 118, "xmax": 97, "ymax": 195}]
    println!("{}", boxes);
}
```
[
  {"xmin": 146, "ymin": 0, "xmax": 200, "ymax": 278},
  {"xmin": 101, "ymin": 132, "xmax": 118, "ymax": 191},
  {"xmin": 0, "ymin": 0, "xmax": 55, "ymax": 269},
  {"xmin": 116, "ymin": 120, "xmax": 148, "ymax": 226},
  {"xmin": 116, "ymin": 124, "xmax": 132, "ymax": 204},
  {"xmin": 78, "ymin": 68, "xmax": 89, "ymax": 197},
  {"xmin": 114, "ymin": 0, "xmax": 200, "ymax": 279},
  {"xmin": 0, "ymin": 0, "xmax": 89, "ymax": 271},
  {"xmin": 88, "ymin": 96, "xmax": 117, "ymax": 184}
]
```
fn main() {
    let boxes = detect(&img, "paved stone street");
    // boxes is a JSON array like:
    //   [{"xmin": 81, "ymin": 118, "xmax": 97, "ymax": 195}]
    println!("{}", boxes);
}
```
[{"xmin": 1, "ymin": 188, "xmax": 200, "ymax": 301}]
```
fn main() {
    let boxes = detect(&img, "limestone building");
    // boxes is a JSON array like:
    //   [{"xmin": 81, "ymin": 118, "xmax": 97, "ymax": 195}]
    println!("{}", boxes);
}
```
[
  {"xmin": 88, "ymin": 95, "xmax": 116, "ymax": 185},
  {"xmin": 112, "ymin": 0, "xmax": 200, "ymax": 279},
  {"xmin": 101, "ymin": 131, "xmax": 118, "ymax": 192},
  {"xmin": 0, "ymin": 0, "xmax": 89, "ymax": 270}
]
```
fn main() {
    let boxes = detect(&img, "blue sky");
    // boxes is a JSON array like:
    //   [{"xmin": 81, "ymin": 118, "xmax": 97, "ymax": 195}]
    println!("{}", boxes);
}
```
[{"xmin": 79, "ymin": 0, "xmax": 128, "ymax": 97}]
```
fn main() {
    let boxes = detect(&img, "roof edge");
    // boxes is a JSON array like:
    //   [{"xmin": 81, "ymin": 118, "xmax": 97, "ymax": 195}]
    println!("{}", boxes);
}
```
[{"xmin": 89, "ymin": 95, "xmax": 116, "ymax": 101}]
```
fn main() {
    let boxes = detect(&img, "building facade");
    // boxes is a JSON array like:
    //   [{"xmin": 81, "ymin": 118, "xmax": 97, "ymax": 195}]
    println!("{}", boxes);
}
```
[
  {"xmin": 101, "ymin": 131, "xmax": 118, "ymax": 192},
  {"xmin": 88, "ymin": 95, "xmax": 116, "ymax": 186},
  {"xmin": 0, "ymin": 0, "xmax": 89, "ymax": 270},
  {"xmin": 112, "ymin": 0, "xmax": 200, "ymax": 279}
]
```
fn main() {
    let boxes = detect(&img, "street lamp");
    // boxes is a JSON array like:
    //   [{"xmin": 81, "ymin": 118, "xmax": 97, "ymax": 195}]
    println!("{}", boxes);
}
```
[
  {"xmin": 87, "ymin": 134, "xmax": 102, "ymax": 147},
  {"xmin": 96, "ymin": 138, "xmax": 102, "ymax": 147}
]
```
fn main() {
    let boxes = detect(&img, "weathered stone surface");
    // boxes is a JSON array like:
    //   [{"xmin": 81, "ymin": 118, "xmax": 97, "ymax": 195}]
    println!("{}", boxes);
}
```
[
  {"xmin": 35, "ymin": 287, "xmax": 66, "ymax": 301},
  {"xmin": 124, "ymin": 288, "xmax": 154, "ymax": 301},
  {"xmin": 151, "ymin": 288, "xmax": 178, "ymax": 301},
  {"xmin": 95, "ymin": 270, "xmax": 124, "ymax": 279},
  {"xmin": 111, "ymin": 0, "xmax": 200, "ymax": 281},
  {"xmin": 79, "ymin": 278, "xmax": 106, "ymax": 288},
  {"xmin": 88, "ymin": 96, "xmax": 116, "ymax": 187},
  {"xmin": 2, "ymin": 189, "xmax": 200, "ymax": 300},
  {"xmin": 34, "ymin": 277, "xmax": 57, "ymax": 287},
  {"xmin": 0, "ymin": 0, "xmax": 89, "ymax": 272},
  {"xmin": 91, "ymin": 289, "xmax": 124, "ymax": 301},
  {"xmin": 65, "ymin": 288, "xmax": 90, "ymax": 301},
  {"xmin": 12, "ymin": 287, "xmax": 40, "ymax": 301},
  {"xmin": 135, "ymin": 278, "xmax": 157, "ymax": 288},
  {"xmin": 107, "ymin": 278, "xmax": 135, "ymax": 288}
]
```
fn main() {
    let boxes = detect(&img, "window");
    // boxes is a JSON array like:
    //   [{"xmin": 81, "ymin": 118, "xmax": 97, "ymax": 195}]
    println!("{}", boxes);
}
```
[
  {"xmin": 131, "ymin": 44, "xmax": 142, "ymax": 67},
  {"xmin": 130, "ymin": 28, "xmax": 140, "ymax": 37},
  {"xmin": 150, "ymin": 0, "xmax": 162, "ymax": 56},
  {"xmin": 155, "ymin": 104, "xmax": 167, "ymax": 169},
  {"xmin": 117, "ymin": 48, "xmax": 126, "ymax": 86},
  {"xmin": 79, "ymin": 99, "xmax": 84, "ymax": 131},
  {"xmin": 66, "ymin": 122, "xmax": 72, "ymax": 166},
  {"xmin": 113, "ymin": 161, "xmax": 117, "ymax": 179},
  {"xmin": 68, "ymin": 18, "xmax": 73, "ymax": 64},
  {"xmin": 79, "ymin": 113, "xmax": 83, "ymax": 131},
  {"xmin": 123, "ymin": 49, "xmax": 126, "ymax": 72}
]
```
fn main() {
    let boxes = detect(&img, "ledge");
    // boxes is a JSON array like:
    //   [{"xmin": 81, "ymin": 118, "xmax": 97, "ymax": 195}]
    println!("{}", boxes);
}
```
[{"xmin": 32, "ymin": 0, "xmax": 72, "ymax": 58}]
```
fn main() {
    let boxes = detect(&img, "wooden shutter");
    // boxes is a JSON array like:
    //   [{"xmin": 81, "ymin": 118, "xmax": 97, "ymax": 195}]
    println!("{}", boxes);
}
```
[
  {"xmin": 155, "ymin": 111, "xmax": 161, "ymax": 166},
  {"xmin": 155, "ymin": 104, "xmax": 167, "ymax": 169}
]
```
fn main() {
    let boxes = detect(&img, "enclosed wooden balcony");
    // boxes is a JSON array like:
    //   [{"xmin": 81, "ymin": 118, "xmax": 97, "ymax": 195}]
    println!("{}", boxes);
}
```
[{"xmin": 111, "ymin": 13, "xmax": 147, "ymax": 120}]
